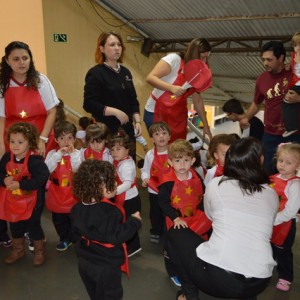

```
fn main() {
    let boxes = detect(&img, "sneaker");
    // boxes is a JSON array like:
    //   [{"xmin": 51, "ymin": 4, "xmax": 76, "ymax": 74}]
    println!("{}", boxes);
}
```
[
  {"xmin": 276, "ymin": 279, "xmax": 291, "ymax": 291},
  {"xmin": 0, "ymin": 239, "xmax": 12, "ymax": 248},
  {"xmin": 170, "ymin": 276, "xmax": 182, "ymax": 287},
  {"xmin": 282, "ymin": 130, "xmax": 298, "ymax": 137},
  {"xmin": 127, "ymin": 247, "xmax": 142, "ymax": 258},
  {"xmin": 150, "ymin": 234, "xmax": 160, "ymax": 244},
  {"xmin": 56, "ymin": 241, "xmax": 72, "ymax": 252}
]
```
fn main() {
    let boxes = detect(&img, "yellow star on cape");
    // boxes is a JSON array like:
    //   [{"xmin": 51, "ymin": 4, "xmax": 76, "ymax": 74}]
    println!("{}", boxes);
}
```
[
  {"xmin": 185, "ymin": 186, "xmax": 193, "ymax": 195},
  {"xmin": 163, "ymin": 161, "xmax": 169, "ymax": 168},
  {"xmin": 172, "ymin": 195, "xmax": 181, "ymax": 204},
  {"xmin": 88, "ymin": 154, "xmax": 94, "ymax": 159},
  {"xmin": 19, "ymin": 110, "xmax": 27, "ymax": 118},
  {"xmin": 152, "ymin": 167, "xmax": 158, "ymax": 174},
  {"xmin": 60, "ymin": 157, "xmax": 65, "ymax": 165}
]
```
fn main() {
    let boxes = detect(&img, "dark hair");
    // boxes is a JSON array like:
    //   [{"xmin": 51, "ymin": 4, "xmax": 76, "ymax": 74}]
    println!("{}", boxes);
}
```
[
  {"xmin": 54, "ymin": 121, "xmax": 77, "ymax": 139},
  {"xmin": 261, "ymin": 41, "xmax": 286, "ymax": 60},
  {"xmin": 0, "ymin": 41, "xmax": 40, "ymax": 97},
  {"xmin": 7, "ymin": 122, "xmax": 39, "ymax": 151},
  {"xmin": 149, "ymin": 121, "xmax": 171, "ymax": 137},
  {"xmin": 220, "ymin": 137, "xmax": 269, "ymax": 194},
  {"xmin": 85, "ymin": 123, "xmax": 110, "ymax": 143},
  {"xmin": 109, "ymin": 128, "xmax": 132, "ymax": 150},
  {"xmin": 55, "ymin": 99, "xmax": 66, "ymax": 124},
  {"xmin": 95, "ymin": 32, "xmax": 125, "ymax": 64},
  {"xmin": 79, "ymin": 116, "xmax": 94, "ymax": 130},
  {"xmin": 222, "ymin": 98, "xmax": 244, "ymax": 115},
  {"xmin": 73, "ymin": 160, "xmax": 116, "ymax": 204},
  {"xmin": 182, "ymin": 38, "xmax": 211, "ymax": 63}
]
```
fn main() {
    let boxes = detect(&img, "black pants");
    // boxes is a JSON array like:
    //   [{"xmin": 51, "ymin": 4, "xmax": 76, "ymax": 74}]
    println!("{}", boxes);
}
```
[
  {"xmin": 52, "ymin": 212, "xmax": 73, "ymax": 242},
  {"xmin": 123, "ymin": 195, "xmax": 141, "ymax": 252},
  {"xmin": 272, "ymin": 218, "xmax": 296, "ymax": 282},
  {"xmin": 282, "ymin": 101, "xmax": 300, "ymax": 131},
  {"xmin": 149, "ymin": 193, "xmax": 164, "ymax": 236},
  {"xmin": 10, "ymin": 196, "xmax": 45, "ymax": 240},
  {"xmin": 167, "ymin": 228, "xmax": 270, "ymax": 300},
  {"xmin": 78, "ymin": 259, "xmax": 122, "ymax": 300},
  {"xmin": 0, "ymin": 219, "xmax": 10, "ymax": 241}
]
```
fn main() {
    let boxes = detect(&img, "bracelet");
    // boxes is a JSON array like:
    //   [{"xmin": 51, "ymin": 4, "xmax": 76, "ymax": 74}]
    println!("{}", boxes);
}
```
[
  {"xmin": 135, "ymin": 121, "xmax": 141, "ymax": 124},
  {"xmin": 39, "ymin": 136, "xmax": 49, "ymax": 143}
]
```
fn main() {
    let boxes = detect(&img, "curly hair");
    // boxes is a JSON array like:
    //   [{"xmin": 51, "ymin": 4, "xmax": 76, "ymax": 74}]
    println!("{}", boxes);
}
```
[
  {"xmin": 95, "ymin": 32, "xmax": 125, "ymax": 64},
  {"xmin": 85, "ymin": 123, "xmax": 110, "ymax": 144},
  {"xmin": 72, "ymin": 160, "xmax": 116, "ymax": 204},
  {"xmin": 0, "ymin": 41, "xmax": 40, "ymax": 97},
  {"xmin": 109, "ymin": 128, "xmax": 131, "ymax": 149},
  {"xmin": 7, "ymin": 122, "xmax": 39, "ymax": 151},
  {"xmin": 168, "ymin": 139, "xmax": 194, "ymax": 159}
]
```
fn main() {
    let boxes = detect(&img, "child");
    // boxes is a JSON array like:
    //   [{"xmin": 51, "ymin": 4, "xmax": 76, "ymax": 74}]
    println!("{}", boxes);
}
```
[
  {"xmin": 282, "ymin": 32, "xmax": 300, "ymax": 137},
  {"xmin": 45, "ymin": 121, "xmax": 81, "ymax": 251},
  {"xmin": 204, "ymin": 134, "xmax": 236, "ymax": 186},
  {"xmin": 81, "ymin": 123, "xmax": 112, "ymax": 163},
  {"xmin": 270, "ymin": 143, "xmax": 300, "ymax": 291},
  {"xmin": 75, "ymin": 116, "xmax": 94, "ymax": 149},
  {"xmin": 71, "ymin": 160, "xmax": 142, "ymax": 300},
  {"xmin": 141, "ymin": 121, "xmax": 171, "ymax": 243},
  {"xmin": 0, "ymin": 122, "xmax": 49, "ymax": 266},
  {"xmin": 158, "ymin": 139, "xmax": 211, "ymax": 287},
  {"xmin": 110, "ymin": 129, "xmax": 142, "ymax": 257}
]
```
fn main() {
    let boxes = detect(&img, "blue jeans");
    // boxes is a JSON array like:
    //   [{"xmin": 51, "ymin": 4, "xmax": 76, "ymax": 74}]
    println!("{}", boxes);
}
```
[
  {"xmin": 262, "ymin": 132, "xmax": 300, "ymax": 175},
  {"xmin": 143, "ymin": 109, "xmax": 154, "ymax": 133}
]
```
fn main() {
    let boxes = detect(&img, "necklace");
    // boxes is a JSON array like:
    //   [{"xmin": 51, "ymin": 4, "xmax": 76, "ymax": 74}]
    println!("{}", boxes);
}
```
[{"xmin": 104, "ymin": 62, "xmax": 121, "ymax": 73}]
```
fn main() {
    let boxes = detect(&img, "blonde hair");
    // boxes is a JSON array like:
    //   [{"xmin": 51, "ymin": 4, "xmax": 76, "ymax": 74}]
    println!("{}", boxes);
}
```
[
  {"xmin": 168, "ymin": 139, "xmax": 194, "ymax": 159},
  {"xmin": 206, "ymin": 134, "xmax": 236, "ymax": 167},
  {"xmin": 292, "ymin": 32, "xmax": 300, "ymax": 46},
  {"xmin": 275, "ymin": 143, "xmax": 300, "ymax": 163}
]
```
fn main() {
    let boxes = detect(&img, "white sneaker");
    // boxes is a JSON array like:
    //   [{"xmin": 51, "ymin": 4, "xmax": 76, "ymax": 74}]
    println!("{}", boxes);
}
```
[{"xmin": 283, "ymin": 130, "xmax": 298, "ymax": 137}]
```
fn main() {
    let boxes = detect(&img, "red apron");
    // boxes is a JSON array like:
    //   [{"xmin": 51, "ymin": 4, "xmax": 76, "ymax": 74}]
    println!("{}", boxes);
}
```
[
  {"xmin": 80, "ymin": 198, "xmax": 129, "ymax": 275},
  {"xmin": 0, "ymin": 152, "xmax": 37, "ymax": 222},
  {"xmin": 152, "ymin": 60, "xmax": 196, "ymax": 142},
  {"xmin": 46, "ymin": 155, "xmax": 77, "ymax": 213},
  {"xmin": 4, "ymin": 84, "xmax": 55, "ymax": 153},
  {"xmin": 270, "ymin": 175, "xmax": 299, "ymax": 246},
  {"xmin": 147, "ymin": 148, "xmax": 169, "ymax": 192},
  {"xmin": 164, "ymin": 168, "xmax": 212, "ymax": 239},
  {"xmin": 214, "ymin": 160, "xmax": 224, "ymax": 178},
  {"xmin": 84, "ymin": 147, "xmax": 105, "ymax": 160}
]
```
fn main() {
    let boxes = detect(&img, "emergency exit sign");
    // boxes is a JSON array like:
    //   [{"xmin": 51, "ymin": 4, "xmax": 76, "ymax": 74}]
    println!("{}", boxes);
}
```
[{"xmin": 53, "ymin": 34, "xmax": 67, "ymax": 42}]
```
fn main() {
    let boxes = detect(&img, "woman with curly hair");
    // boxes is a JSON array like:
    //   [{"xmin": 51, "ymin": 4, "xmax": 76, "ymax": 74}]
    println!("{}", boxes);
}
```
[
  {"xmin": 0, "ymin": 41, "xmax": 59, "ymax": 158},
  {"xmin": 71, "ymin": 160, "xmax": 141, "ymax": 300}
]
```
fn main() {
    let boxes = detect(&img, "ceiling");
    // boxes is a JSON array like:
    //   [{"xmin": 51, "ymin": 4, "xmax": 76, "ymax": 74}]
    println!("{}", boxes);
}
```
[{"xmin": 95, "ymin": 0, "xmax": 300, "ymax": 105}]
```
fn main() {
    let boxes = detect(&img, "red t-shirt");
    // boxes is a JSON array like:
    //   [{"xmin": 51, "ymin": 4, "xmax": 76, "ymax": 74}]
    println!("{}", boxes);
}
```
[{"xmin": 254, "ymin": 69, "xmax": 292, "ymax": 135}]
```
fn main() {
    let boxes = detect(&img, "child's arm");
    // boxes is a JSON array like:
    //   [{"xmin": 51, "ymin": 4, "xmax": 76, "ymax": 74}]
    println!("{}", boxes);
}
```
[
  {"xmin": 69, "ymin": 149, "xmax": 82, "ymax": 172},
  {"xmin": 141, "ymin": 150, "xmax": 153, "ymax": 187},
  {"xmin": 45, "ymin": 149, "xmax": 63, "ymax": 173},
  {"xmin": 274, "ymin": 180, "xmax": 300, "ymax": 225},
  {"xmin": 116, "ymin": 160, "xmax": 136, "ymax": 195},
  {"xmin": 0, "ymin": 152, "xmax": 10, "ymax": 186}
]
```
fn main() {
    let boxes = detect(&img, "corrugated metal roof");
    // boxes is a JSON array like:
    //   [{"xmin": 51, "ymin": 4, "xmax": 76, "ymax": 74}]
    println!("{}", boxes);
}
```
[{"xmin": 96, "ymin": 0, "xmax": 300, "ymax": 103}]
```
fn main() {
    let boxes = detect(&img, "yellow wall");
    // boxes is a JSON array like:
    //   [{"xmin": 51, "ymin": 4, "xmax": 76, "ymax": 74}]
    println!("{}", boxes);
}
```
[{"xmin": 0, "ymin": 0, "xmax": 47, "ymax": 74}]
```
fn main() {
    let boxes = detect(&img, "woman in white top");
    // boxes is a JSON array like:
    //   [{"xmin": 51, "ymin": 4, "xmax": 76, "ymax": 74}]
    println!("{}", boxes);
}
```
[
  {"xmin": 167, "ymin": 137, "xmax": 279, "ymax": 300},
  {"xmin": 144, "ymin": 38, "xmax": 212, "ymax": 142}
]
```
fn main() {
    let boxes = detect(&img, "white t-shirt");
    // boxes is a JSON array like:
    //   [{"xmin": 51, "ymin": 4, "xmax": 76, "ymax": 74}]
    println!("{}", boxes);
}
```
[
  {"xmin": 144, "ymin": 53, "xmax": 183, "ymax": 113},
  {"xmin": 0, "ymin": 73, "xmax": 59, "ymax": 116},
  {"xmin": 197, "ymin": 176, "xmax": 278, "ymax": 278}
]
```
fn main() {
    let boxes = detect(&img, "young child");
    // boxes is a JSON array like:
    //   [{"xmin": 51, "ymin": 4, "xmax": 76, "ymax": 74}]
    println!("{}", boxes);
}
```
[
  {"xmin": 282, "ymin": 32, "xmax": 300, "ymax": 137},
  {"xmin": 75, "ymin": 116, "xmax": 94, "ymax": 149},
  {"xmin": 81, "ymin": 123, "xmax": 112, "ymax": 163},
  {"xmin": 270, "ymin": 143, "xmax": 300, "ymax": 291},
  {"xmin": 204, "ymin": 134, "xmax": 236, "ymax": 186},
  {"xmin": 158, "ymin": 139, "xmax": 211, "ymax": 287},
  {"xmin": 45, "ymin": 121, "xmax": 81, "ymax": 251},
  {"xmin": 141, "ymin": 121, "xmax": 171, "ymax": 243},
  {"xmin": 71, "ymin": 160, "xmax": 142, "ymax": 300},
  {"xmin": 110, "ymin": 129, "xmax": 142, "ymax": 257},
  {"xmin": 0, "ymin": 122, "xmax": 49, "ymax": 266}
]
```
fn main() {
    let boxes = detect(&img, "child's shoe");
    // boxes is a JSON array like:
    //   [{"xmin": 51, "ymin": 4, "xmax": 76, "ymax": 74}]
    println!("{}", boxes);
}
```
[
  {"xmin": 127, "ymin": 247, "xmax": 142, "ymax": 258},
  {"xmin": 282, "ymin": 130, "xmax": 298, "ymax": 137},
  {"xmin": 0, "ymin": 239, "xmax": 12, "ymax": 248},
  {"xmin": 150, "ymin": 234, "xmax": 160, "ymax": 244},
  {"xmin": 276, "ymin": 278, "xmax": 291, "ymax": 291},
  {"xmin": 170, "ymin": 276, "xmax": 182, "ymax": 287},
  {"xmin": 56, "ymin": 241, "xmax": 72, "ymax": 252}
]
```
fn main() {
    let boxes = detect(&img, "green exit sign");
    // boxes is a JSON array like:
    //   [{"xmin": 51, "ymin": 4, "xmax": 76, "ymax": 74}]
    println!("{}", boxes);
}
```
[{"xmin": 53, "ymin": 34, "xmax": 67, "ymax": 42}]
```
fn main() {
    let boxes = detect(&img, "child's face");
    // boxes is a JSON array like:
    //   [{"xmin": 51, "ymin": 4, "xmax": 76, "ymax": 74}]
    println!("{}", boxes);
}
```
[
  {"xmin": 55, "ymin": 133, "xmax": 75, "ymax": 149},
  {"xmin": 214, "ymin": 143, "xmax": 230, "ymax": 166},
  {"xmin": 9, "ymin": 133, "xmax": 30, "ymax": 159},
  {"xmin": 89, "ymin": 140, "xmax": 106, "ymax": 152},
  {"xmin": 277, "ymin": 151, "xmax": 300, "ymax": 179},
  {"xmin": 151, "ymin": 129, "xmax": 170, "ymax": 148},
  {"xmin": 168, "ymin": 155, "xmax": 195, "ymax": 179},
  {"xmin": 110, "ymin": 143, "xmax": 129, "ymax": 161},
  {"xmin": 293, "ymin": 42, "xmax": 300, "ymax": 54}
]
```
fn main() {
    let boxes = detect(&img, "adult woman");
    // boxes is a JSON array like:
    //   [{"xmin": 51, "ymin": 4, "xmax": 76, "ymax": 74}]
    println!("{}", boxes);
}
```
[
  {"xmin": 167, "ymin": 137, "xmax": 279, "ymax": 300},
  {"xmin": 83, "ymin": 32, "xmax": 141, "ymax": 158},
  {"xmin": 144, "ymin": 38, "xmax": 212, "ymax": 142},
  {"xmin": 0, "ymin": 41, "xmax": 59, "ymax": 158}
]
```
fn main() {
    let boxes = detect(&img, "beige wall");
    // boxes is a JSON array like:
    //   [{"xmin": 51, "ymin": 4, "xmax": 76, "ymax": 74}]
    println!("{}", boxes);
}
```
[
  {"xmin": 42, "ymin": 0, "xmax": 161, "ymax": 149},
  {"xmin": 0, "ymin": 0, "xmax": 47, "ymax": 74}
]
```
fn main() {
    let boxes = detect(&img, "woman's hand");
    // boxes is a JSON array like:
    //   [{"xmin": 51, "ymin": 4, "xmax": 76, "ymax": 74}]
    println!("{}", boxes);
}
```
[
  {"xmin": 170, "ymin": 85, "xmax": 186, "ymax": 97},
  {"xmin": 134, "ymin": 122, "xmax": 142, "ymax": 136},
  {"xmin": 202, "ymin": 125, "xmax": 212, "ymax": 140},
  {"xmin": 38, "ymin": 139, "xmax": 46, "ymax": 157},
  {"xmin": 115, "ymin": 109, "xmax": 129, "ymax": 124},
  {"xmin": 142, "ymin": 178, "xmax": 149, "ymax": 188}
]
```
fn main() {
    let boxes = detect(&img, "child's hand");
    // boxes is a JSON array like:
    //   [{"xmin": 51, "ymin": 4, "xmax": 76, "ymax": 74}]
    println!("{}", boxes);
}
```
[
  {"xmin": 132, "ymin": 211, "xmax": 142, "ymax": 221},
  {"xmin": 67, "ymin": 144, "xmax": 75, "ymax": 154},
  {"xmin": 173, "ymin": 217, "xmax": 188, "ymax": 229},
  {"xmin": 6, "ymin": 180, "xmax": 20, "ymax": 191},
  {"xmin": 4, "ymin": 176, "xmax": 14, "ymax": 187},
  {"xmin": 141, "ymin": 178, "xmax": 149, "ymax": 187}
]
